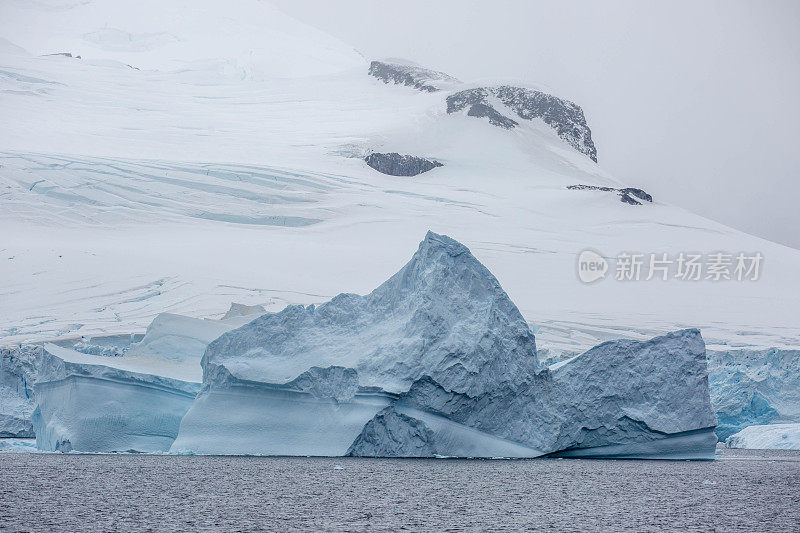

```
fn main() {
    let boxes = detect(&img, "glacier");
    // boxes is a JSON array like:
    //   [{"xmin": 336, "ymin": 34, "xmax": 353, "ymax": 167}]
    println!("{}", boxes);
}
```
[
  {"xmin": 708, "ymin": 348, "xmax": 800, "ymax": 440},
  {"xmin": 171, "ymin": 232, "xmax": 717, "ymax": 458}
]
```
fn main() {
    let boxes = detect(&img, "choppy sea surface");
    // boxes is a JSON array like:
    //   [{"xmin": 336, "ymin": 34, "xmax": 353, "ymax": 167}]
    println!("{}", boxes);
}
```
[{"xmin": 1, "ymin": 448, "xmax": 799, "ymax": 532}]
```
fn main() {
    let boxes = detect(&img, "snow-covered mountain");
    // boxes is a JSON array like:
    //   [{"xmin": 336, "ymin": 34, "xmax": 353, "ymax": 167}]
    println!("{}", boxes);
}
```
[{"xmin": 0, "ymin": 3, "xmax": 797, "ymax": 378}]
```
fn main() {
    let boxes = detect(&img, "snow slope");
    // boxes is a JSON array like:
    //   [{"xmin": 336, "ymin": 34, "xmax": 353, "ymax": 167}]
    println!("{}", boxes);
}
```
[{"xmin": 0, "ymin": 0, "xmax": 798, "ymax": 365}]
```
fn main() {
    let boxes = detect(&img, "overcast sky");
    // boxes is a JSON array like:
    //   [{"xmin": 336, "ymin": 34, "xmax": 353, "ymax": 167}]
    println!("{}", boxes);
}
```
[{"xmin": 273, "ymin": 0, "xmax": 800, "ymax": 249}]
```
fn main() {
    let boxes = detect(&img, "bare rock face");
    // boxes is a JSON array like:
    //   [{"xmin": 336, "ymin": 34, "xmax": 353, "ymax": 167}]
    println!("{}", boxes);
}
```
[
  {"xmin": 446, "ymin": 88, "xmax": 518, "ymax": 129},
  {"xmin": 367, "ymin": 59, "xmax": 597, "ymax": 162},
  {"xmin": 368, "ymin": 60, "xmax": 460, "ymax": 92},
  {"xmin": 567, "ymin": 184, "xmax": 653, "ymax": 205},
  {"xmin": 446, "ymin": 86, "xmax": 597, "ymax": 162},
  {"xmin": 364, "ymin": 152, "xmax": 443, "ymax": 176}
]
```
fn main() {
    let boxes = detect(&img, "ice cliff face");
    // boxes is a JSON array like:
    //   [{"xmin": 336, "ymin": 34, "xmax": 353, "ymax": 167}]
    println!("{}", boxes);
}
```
[
  {"xmin": 544, "ymin": 330, "xmax": 717, "ymax": 456},
  {"xmin": 0, "ymin": 346, "xmax": 42, "ymax": 438},
  {"xmin": 32, "ymin": 345, "xmax": 200, "ymax": 452},
  {"xmin": 446, "ymin": 86, "xmax": 598, "ymax": 162},
  {"xmin": 708, "ymin": 348, "xmax": 800, "ymax": 440}
]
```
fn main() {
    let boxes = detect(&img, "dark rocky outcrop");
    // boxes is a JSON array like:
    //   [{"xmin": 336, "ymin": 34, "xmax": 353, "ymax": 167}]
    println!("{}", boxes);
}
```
[
  {"xmin": 42, "ymin": 52, "xmax": 81, "ymax": 59},
  {"xmin": 494, "ymin": 86, "xmax": 597, "ymax": 162},
  {"xmin": 446, "ymin": 88, "xmax": 518, "ymax": 129},
  {"xmin": 364, "ymin": 152, "xmax": 443, "ymax": 177},
  {"xmin": 567, "ymin": 184, "xmax": 653, "ymax": 205},
  {"xmin": 447, "ymin": 86, "xmax": 597, "ymax": 162},
  {"xmin": 368, "ymin": 60, "xmax": 459, "ymax": 93}
]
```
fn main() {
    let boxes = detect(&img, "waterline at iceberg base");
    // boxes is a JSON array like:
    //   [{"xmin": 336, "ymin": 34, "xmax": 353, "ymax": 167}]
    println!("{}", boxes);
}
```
[
  {"xmin": 167, "ymin": 231, "xmax": 717, "ymax": 459},
  {"xmin": 15, "ymin": 232, "xmax": 718, "ymax": 457}
]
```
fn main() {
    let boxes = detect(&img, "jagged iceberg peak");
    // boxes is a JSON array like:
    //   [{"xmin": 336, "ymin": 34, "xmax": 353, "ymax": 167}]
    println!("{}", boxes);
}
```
[{"xmin": 202, "ymin": 231, "xmax": 538, "ymax": 395}]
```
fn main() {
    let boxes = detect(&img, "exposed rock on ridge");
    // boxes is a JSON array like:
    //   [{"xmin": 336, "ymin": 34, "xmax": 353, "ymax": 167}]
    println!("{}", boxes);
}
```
[
  {"xmin": 567, "ymin": 184, "xmax": 653, "ymax": 205},
  {"xmin": 364, "ymin": 152, "xmax": 443, "ymax": 176},
  {"xmin": 446, "ymin": 86, "xmax": 598, "ymax": 162},
  {"xmin": 368, "ymin": 60, "xmax": 460, "ymax": 92}
]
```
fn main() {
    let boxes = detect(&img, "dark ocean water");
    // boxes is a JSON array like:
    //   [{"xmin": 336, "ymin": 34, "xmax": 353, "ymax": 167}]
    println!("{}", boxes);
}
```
[{"xmin": 1, "ymin": 448, "xmax": 799, "ymax": 532}]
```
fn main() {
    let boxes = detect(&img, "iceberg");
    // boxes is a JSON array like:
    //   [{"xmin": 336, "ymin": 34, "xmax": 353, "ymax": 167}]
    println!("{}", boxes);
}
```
[
  {"xmin": 173, "ymin": 232, "xmax": 717, "ymax": 458},
  {"xmin": 354, "ymin": 329, "xmax": 718, "ymax": 459},
  {"xmin": 725, "ymin": 423, "xmax": 800, "ymax": 450},
  {"xmin": 32, "ymin": 344, "xmax": 200, "ymax": 452},
  {"xmin": 172, "ymin": 231, "xmax": 538, "ymax": 455},
  {"xmin": 125, "ymin": 312, "xmax": 243, "ymax": 382},
  {"xmin": 198, "ymin": 231, "xmax": 539, "ymax": 396},
  {"xmin": 0, "ymin": 305, "xmax": 265, "ymax": 451}
]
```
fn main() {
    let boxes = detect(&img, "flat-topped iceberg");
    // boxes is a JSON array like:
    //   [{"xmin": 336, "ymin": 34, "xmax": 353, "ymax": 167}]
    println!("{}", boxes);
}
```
[
  {"xmin": 0, "ymin": 305, "xmax": 264, "ymax": 450},
  {"xmin": 173, "ymin": 232, "xmax": 717, "ymax": 458},
  {"xmin": 32, "ymin": 344, "xmax": 200, "ymax": 452}
]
